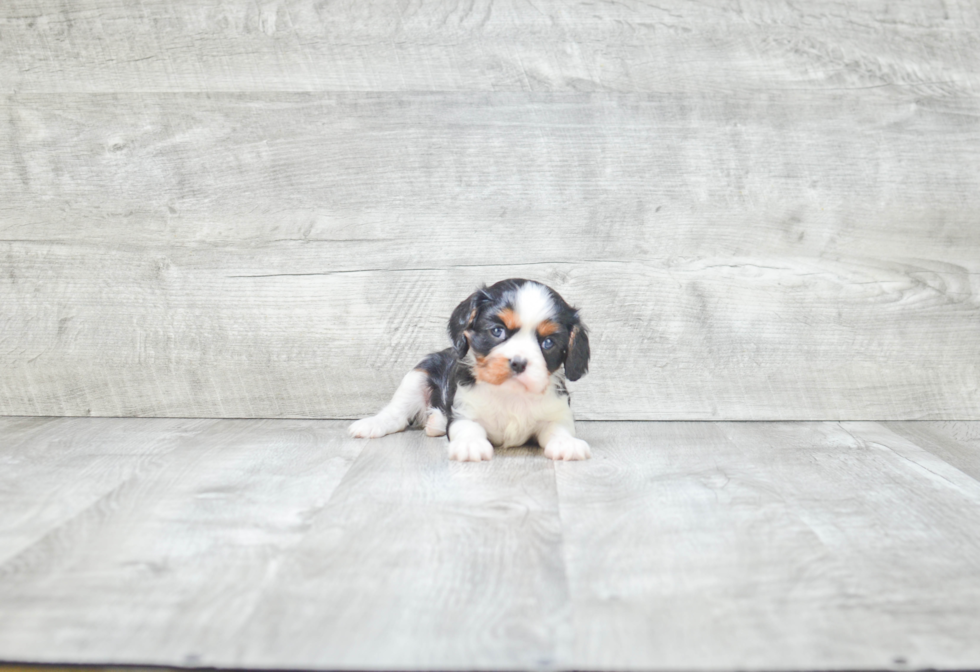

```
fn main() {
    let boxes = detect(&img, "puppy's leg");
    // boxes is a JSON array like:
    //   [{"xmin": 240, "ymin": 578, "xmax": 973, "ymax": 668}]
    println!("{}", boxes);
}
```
[
  {"xmin": 447, "ymin": 418, "xmax": 494, "ymax": 462},
  {"xmin": 349, "ymin": 369, "xmax": 428, "ymax": 438},
  {"xmin": 424, "ymin": 408, "xmax": 447, "ymax": 437},
  {"xmin": 538, "ymin": 422, "xmax": 591, "ymax": 461}
]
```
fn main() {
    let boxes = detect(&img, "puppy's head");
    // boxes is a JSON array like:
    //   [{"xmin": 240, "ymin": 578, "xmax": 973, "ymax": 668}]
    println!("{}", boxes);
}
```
[{"xmin": 448, "ymin": 279, "xmax": 590, "ymax": 393}]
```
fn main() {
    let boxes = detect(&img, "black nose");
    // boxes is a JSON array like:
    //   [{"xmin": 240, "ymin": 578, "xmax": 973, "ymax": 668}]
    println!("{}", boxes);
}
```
[{"xmin": 510, "ymin": 357, "xmax": 527, "ymax": 374}]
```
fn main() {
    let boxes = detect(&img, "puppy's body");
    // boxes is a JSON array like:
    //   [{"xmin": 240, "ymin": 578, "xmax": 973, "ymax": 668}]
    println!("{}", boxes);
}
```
[
  {"xmin": 454, "ymin": 372, "xmax": 571, "ymax": 449},
  {"xmin": 350, "ymin": 279, "xmax": 591, "ymax": 461}
]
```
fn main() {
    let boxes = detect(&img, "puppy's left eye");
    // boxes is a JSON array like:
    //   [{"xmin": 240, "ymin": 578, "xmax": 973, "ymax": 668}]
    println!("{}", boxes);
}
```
[
  {"xmin": 541, "ymin": 337, "xmax": 555, "ymax": 349},
  {"xmin": 490, "ymin": 326, "xmax": 505, "ymax": 338}
]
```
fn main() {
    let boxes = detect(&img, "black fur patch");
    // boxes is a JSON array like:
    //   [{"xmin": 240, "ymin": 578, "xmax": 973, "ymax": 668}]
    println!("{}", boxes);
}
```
[
  {"xmin": 563, "ymin": 321, "xmax": 590, "ymax": 381},
  {"xmin": 554, "ymin": 376, "xmax": 570, "ymax": 399},
  {"xmin": 415, "ymin": 348, "xmax": 456, "ymax": 418}
]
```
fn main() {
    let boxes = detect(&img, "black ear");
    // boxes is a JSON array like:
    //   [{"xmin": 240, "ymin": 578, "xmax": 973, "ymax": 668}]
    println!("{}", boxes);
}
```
[
  {"xmin": 448, "ymin": 287, "xmax": 489, "ymax": 358},
  {"xmin": 564, "ymin": 317, "xmax": 590, "ymax": 381}
]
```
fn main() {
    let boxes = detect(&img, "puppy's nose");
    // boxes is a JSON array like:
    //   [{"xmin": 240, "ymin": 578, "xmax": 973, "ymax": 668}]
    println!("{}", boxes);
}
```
[{"xmin": 510, "ymin": 357, "xmax": 527, "ymax": 374}]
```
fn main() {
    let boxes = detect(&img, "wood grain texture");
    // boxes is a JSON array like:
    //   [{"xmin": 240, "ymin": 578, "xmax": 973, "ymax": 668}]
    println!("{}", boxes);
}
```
[
  {"xmin": 0, "ymin": 419, "xmax": 568, "ymax": 670},
  {"xmin": 884, "ymin": 421, "xmax": 980, "ymax": 480},
  {"xmin": 3, "ymin": 419, "xmax": 980, "ymax": 670},
  {"xmin": 558, "ymin": 421, "xmax": 980, "ymax": 670},
  {"xmin": 2, "ymin": 91, "xmax": 979, "ymax": 419},
  {"xmin": 1, "ymin": 1, "xmax": 978, "ymax": 93},
  {"xmin": 2, "ymin": 1, "xmax": 980, "ymax": 420},
  {"xmin": 1, "ymin": 245, "xmax": 977, "ymax": 420},
  {"xmin": 234, "ymin": 433, "xmax": 568, "ymax": 670},
  {"xmin": 4, "ymin": 92, "xmax": 980, "ymax": 250},
  {"xmin": 0, "ymin": 418, "xmax": 363, "ymax": 666},
  {"xmin": 0, "ymin": 416, "xmax": 215, "ymax": 565}
]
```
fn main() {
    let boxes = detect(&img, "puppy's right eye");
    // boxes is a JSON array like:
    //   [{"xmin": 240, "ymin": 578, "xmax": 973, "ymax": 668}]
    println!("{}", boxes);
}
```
[{"xmin": 490, "ymin": 326, "xmax": 505, "ymax": 338}]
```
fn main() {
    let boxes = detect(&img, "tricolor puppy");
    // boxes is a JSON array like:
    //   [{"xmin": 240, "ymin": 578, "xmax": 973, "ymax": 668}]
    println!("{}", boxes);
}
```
[{"xmin": 349, "ymin": 278, "xmax": 591, "ymax": 461}]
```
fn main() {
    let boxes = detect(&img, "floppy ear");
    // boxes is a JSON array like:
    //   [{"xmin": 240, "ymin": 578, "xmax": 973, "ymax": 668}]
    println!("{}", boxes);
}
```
[
  {"xmin": 564, "ymin": 317, "xmax": 591, "ymax": 381},
  {"xmin": 448, "ymin": 287, "xmax": 489, "ymax": 358}
]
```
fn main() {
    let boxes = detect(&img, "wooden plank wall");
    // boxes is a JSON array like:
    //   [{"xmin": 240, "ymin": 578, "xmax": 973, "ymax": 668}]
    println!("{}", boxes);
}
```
[{"xmin": 1, "ymin": 0, "xmax": 978, "ymax": 420}]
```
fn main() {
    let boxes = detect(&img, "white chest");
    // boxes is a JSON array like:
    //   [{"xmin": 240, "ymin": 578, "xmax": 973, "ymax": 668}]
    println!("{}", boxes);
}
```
[{"xmin": 454, "ymin": 379, "xmax": 572, "ymax": 448}]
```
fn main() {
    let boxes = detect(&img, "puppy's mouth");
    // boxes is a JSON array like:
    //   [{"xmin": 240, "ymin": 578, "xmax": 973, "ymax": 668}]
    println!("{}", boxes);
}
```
[{"xmin": 507, "ymin": 372, "xmax": 548, "ymax": 395}]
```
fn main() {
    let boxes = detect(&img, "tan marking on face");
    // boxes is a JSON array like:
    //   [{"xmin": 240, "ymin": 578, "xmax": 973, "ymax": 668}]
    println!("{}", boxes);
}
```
[
  {"xmin": 497, "ymin": 308, "xmax": 521, "ymax": 331},
  {"xmin": 537, "ymin": 320, "xmax": 560, "ymax": 337},
  {"xmin": 475, "ymin": 354, "xmax": 512, "ymax": 385}
]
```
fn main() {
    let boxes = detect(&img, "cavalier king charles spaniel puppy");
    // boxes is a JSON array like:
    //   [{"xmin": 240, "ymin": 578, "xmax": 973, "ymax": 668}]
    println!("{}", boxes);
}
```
[{"xmin": 349, "ymin": 278, "xmax": 591, "ymax": 461}]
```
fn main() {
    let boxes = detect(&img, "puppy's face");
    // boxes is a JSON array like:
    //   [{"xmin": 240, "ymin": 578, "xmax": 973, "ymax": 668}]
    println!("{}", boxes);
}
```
[{"xmin": 449, "ymin": 279, "xmax": 590, "ymax": 394}]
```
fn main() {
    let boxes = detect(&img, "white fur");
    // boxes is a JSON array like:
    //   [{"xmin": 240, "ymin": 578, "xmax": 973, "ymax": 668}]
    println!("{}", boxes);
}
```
[
  {"xmin": 425, "ymin": 408, "xmax": 447, "ymax": 437},
  {"xmin": 481, "ymin": 282, "xmax": 558, "ymax": 394},
  {"xmin": 348, "ymin": 369, "xmax": 427, "ymax": 438},
  {"xmin": 538, "ymin": 422, "xmax": 591, "ymax": 461},
  {"xmin": 488, "ymin": 329, "xmax": 551, "ymax": 393},
  {"xmin": 447, "ymin": 282, "xmax": 591, "ymax": 460},
  {"xmin": 447, "ymin": 418, "xmax": 494, "ymax": 461},
  {"xmin": 514, "ymin": 282, "xmax": 555, "ymax": 328},
  {"xmin": 453, "ymin": 372, "xmax": 574, "ymax": 449},
  {"xmin": 352, "ymin": 281, "xmax": 592, "ymax": 462}
]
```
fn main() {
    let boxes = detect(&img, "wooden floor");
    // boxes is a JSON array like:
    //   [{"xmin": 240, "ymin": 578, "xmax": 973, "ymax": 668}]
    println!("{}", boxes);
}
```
[{"xmin": 1, "ymin": 418, "xmax": 979, "ymax": 671}]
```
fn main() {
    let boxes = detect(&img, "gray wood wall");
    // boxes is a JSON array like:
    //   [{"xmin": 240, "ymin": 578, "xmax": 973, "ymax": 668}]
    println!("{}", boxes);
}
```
[{"xmin": 2, "ymin": 0, "xmax": 979, "ymax": 420}]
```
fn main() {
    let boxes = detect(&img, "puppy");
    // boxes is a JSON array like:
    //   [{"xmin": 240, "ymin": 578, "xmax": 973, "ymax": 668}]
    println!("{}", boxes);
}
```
[{"xmin": 349, "ymin": 278, "xmax": 591, "ymax": 461}]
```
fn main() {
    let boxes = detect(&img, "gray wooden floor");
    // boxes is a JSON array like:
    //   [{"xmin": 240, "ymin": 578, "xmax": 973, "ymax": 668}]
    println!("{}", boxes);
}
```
[{"xmin": 2, "ymin": 417, "xmax": 980, "ymax": 671}]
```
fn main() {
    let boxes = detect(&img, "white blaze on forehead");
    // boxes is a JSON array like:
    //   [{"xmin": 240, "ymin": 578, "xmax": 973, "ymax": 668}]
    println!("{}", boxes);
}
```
[{"xmin": 513, "ymin": 282, "xmax": 555, "ymax": 330}]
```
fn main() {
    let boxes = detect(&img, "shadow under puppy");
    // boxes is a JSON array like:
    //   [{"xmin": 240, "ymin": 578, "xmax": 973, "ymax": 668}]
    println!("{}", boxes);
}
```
[{"xmin": 350, "ymin": 278, "xmax": 591, "ymax": 461}]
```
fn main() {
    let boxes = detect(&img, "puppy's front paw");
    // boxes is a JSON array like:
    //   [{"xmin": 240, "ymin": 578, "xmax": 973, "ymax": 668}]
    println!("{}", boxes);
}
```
[
  {"xmin": 544, "ymin": 435, "xmax": 591, "ymax": 461},
  {"xmin": 448, "ymin": 438, "xmax": 494, "ymax": 462},
  {"xmin": 349, "ymin": 415, "xmax": 399, "ymax": 439}
]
